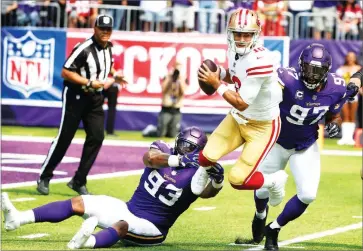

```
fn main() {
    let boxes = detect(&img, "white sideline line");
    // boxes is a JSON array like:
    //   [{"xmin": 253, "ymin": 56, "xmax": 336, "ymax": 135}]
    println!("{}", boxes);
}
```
[
  {"xmin": 2, "ymin": 135, "xmax": 361, "ymax": 156},
  {"xmin": 19, "ymin": 233, "xmax": 49, "ymax": 239},
  {"xmin": 2, "ymin": 169, "xmax": 144, "ymax": 189},
  {"xmin": 245, "ymin": 222, "xmax": 362, "ymax": 250},
  {"xmin": 12, "ymin": 197, "xmax": 36, "ymax": 202},
  {"xmin": 1, "ymin": 166, "xmax": 67, "ymax": 175}
]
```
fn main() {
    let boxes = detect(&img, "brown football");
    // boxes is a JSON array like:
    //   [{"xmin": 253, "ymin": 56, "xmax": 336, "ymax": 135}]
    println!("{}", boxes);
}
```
[{"xmin": 199, "ymin": 59, "xmax": 218, "ymax": 96}]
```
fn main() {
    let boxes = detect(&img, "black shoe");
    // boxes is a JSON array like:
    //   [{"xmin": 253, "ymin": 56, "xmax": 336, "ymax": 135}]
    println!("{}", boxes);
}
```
[
  {"xmin": 36, "ymin": 179, "xmax": 50, "ymax": 195},
  {"xmin": 264, "ymin": 222, "xmax": 280, "ymax": 250},
  {"xmin": 252, "ymin": 205, "xmax": 269, "ymax": 243},
  {"xmin": 67, "ymin": 179, "xmax": 91, "ymax": 195}
]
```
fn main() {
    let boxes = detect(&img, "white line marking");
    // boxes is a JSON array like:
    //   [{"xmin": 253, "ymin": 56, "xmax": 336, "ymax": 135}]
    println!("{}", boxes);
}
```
[
  {"xmin": 245, "ymin": 222, "xmax": 362, "ymax": 250},
  {"xmin": 229, "ymin": 243, "xmax": 304, "ymax": 249},
  {"xmin": 18, "ymin": 233, "xmax": 49, "ymax": 239},
  {"xmin": 11, "ymin": 197, "xmax": 36, "ymax": 202},
  {"xmin": 193, "ymin": 206, "xmax": 216, "ymax": 211},
  {"xmin": 352, "ymin": 216, "xmax": 362, "ymax": 218},
  {"xmin": 1, "ymin": 166, "xmax": 67, "ymax": 175},
  {"xmin": 3, "ymin": 135, "xmax": 361, "ymax": 156},
  {"xmin": 2, "ymin": 169, "xmax": 144, "ymax": 189},
  {"xmin": 2, "ymin": 153, "xmax": 80, "ymax": 164}
]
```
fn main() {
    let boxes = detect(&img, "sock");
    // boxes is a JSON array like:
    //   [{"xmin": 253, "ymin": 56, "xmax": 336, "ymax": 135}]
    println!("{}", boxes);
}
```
[
  {"xmin": 348, "ymin": 122, "xmax": 356, "ymax": 141},
  {"xmin": 19, "ymin": 210, "xmax": 35, "ymax": 226},
  {"xmin": 94, "ymin": 227, "xmax": 120, "ymax": 248},
  {"xmin": 83, "ymin": 235, "xmax": 96, "ymax": 248},
  {"xmin": 270, "ymin": 220, "xmax": 281, "ymax": 229},
  {"xmin": 261, "ymin": 173, "xmax": 275, "ymax": 188},
  {"xmin": 254, "ymin": 190, "xmax": 269, "ymax": 215},
  {"xmin": 231, "ymin": 172, "xmax": 264, "ymax": 190},
  {"xmin": 276, "ymin": 195, "xmax": 309, "ymax": 227},
  {"xmin": 32, "ymin": 199, "xmax": 74, "ymax": 223},
  {"xmin": 340, "ymin": 122, "xmax": 349, "ymax": 141}
]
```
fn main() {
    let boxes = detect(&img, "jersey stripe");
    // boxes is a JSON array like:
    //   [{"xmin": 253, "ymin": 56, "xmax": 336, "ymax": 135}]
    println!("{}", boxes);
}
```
[
  {"xmin": 64, "ymin": 39, "xmax": 93, "ymax": 68},
  {"xmin": 247, "ymin": 70, "xmax": 273, "ymax": 76},
  {"xmin": 246, "ymin": 65, "xmax": 273, "ymax": 73}
]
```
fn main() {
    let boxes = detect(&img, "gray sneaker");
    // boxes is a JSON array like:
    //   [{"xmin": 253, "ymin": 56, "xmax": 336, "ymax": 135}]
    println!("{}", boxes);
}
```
[{"xmin": 36, "ymin": 179, "xmax": 50, "ymax": 195}]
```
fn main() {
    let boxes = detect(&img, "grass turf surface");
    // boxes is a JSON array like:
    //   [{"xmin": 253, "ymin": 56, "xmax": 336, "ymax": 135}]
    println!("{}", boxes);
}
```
[{"xmin": 1, "ymin": 126, "xmax": 362, "ymax": 250}]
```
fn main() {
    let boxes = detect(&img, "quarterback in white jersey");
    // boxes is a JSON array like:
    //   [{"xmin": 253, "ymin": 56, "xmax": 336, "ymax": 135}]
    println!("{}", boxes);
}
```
[{"xmin": 197, "ymin": 8, "xmax": 287, "ymax": 200}]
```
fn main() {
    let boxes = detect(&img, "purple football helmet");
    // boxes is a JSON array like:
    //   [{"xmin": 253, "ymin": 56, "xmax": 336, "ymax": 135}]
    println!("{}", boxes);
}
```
[
  {"xmin": 174, "ymin": 126, "xmax": 207, "ymax": 155},
  {"xmin": 298, "ymin": 43, "xmax": 332, "ymax": 90}
]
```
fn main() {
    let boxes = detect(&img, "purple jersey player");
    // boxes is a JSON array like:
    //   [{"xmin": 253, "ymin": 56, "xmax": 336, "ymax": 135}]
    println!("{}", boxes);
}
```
[
  {"xmin": 247, "ymin": 44, "xmax": 356, "ymax": 250},
  {"xmin": 1, "ymin": 127, "xmax": 224, "ymax": 249}
]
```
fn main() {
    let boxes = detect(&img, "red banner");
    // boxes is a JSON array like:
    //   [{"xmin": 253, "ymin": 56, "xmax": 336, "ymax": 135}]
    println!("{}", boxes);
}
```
[{"xmin": 67, "ymin": 30, "xmax": 231, "ymax": 114}]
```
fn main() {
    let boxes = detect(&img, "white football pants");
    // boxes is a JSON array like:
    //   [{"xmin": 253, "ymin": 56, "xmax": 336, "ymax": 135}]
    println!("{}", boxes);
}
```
[{"xmin": 256, "ymin": 142, "xmax": 321, "ymax": 204}]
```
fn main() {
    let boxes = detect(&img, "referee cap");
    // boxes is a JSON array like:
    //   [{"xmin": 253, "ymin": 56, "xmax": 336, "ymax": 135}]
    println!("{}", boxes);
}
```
[{"xmin": 95, "ymin": 14, "xmax": 113, "ymax": 28}]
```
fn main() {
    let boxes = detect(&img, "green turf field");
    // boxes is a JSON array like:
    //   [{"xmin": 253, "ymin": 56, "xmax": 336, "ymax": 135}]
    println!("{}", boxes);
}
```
[{"xmin": 1, "ymin": 126, "xmax": 362, "ymax": 250}]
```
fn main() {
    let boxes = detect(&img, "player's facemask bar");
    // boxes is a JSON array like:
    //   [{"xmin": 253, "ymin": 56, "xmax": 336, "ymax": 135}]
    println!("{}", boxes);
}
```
[
  {"xmin": 175, "ymin": 140, "xmax": 199, "ymax": 155},
  {"xmin": 301, "ymin": 63, "xmax": 329, "ymax": 90},
  {"xmin": 227, "ymin": 30, "xmax": 259, "ymax": 57}
]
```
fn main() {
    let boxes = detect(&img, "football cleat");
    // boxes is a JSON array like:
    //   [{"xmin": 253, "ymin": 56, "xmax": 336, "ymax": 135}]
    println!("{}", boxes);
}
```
[
  {"xmin": 67, "ymin": 216, "xmax": 98, "ymax": 249},
  {"xmin": 268, "ymin": 170, "xmax": 288, "ymax": 207},
  {"xmin": 252, "ymin": 205, "xmax": 269, "ymax": 243},
  {"xmin": 264, "ymin": 222, "xmax": 280, "ymax": 250},
  {"xmin": 1, "ymin": 192, "xmax": 20, "ymax": 231}
]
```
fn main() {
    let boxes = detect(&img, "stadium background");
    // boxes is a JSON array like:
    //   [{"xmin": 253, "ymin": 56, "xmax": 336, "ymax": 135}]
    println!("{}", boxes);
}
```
[{"xmin": 1, "ymin": 1, "xmax": 362, "ymax": 250}]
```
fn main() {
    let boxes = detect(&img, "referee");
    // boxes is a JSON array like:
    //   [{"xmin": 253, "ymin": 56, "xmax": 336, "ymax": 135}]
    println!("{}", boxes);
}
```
[{"xmin": 37, "ymin": 14, "xmax": 126, "ymax": 195}]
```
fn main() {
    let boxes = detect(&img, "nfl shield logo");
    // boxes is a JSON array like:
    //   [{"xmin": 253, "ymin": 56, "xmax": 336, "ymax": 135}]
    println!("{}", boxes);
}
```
[{"xmin": 2, "ymin": 31, "xmax": 55, "ymax": 98}]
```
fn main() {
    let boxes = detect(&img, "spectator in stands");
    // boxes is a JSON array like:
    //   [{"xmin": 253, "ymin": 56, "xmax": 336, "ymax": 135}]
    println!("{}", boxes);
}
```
[
  {"xmin": 17, "ymin": 0, "xmax": 40, "ymax": 26},
  {"xmin": 198, "ymin": 0, "xmax": 218, "ymax": 34},
  {"xmin": 336, "ymin": 51, "xmax": 362, "ymax": 145},
  {"xmin": 337, "ymin": 0, "xmax": 362, "ymax": 40},
  {"xmin": 172, "ymin": 0, "xmax": 195, "ymax": 32},
  {"xmin": 288, "ymin": 1, "xmax": 313, "ymax": 39},
  {"xmin": 101, "ymin": 0, "xmax": 126, "ymax": 30},
  {"xmin": 38, "ymin": 0, "xmax": 57, "ymax": 27},
  {"xmin": 57, "ymin": 0, "xmax": 66, "ymax": 27},
  {"xmin": 258, "ymin": 0, "xmax": 287, "ymax": 36},
  {"xmin": 125, "ymin": 0, "xmax": 141, "ymax": 31},
  {"xmin": 67, "ymin": 0, "xmax": 98, "ymax": 28},
  {"xmin": 224, "ymin": 0, "xmax": 257, "ymax": 12},
  {"xmin": 139, "ymin": 0, "xmax": 170, "ymax": 32},
  {"xmin": 1, "ymin": 1, "xmax": 18, "ymax": 26},
  {"xmin": 312, "ymin": 1, "xmax": 338, "ymax": 40}
]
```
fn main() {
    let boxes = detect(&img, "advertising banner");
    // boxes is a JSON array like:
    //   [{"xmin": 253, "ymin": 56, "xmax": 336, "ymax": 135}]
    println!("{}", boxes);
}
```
[
  {"xmin": 1, "ymin": 28, "xmax": 66, "ymax": 102},
  {"xmin": 67, "ymin": 31, "xmax": 289, "ymax": 115}
]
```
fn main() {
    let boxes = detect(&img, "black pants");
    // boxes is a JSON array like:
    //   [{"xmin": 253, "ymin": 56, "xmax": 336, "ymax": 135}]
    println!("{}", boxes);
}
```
[
  {"xmin": 40, "ymin": 86, "xmax": 105, "ymax": 186},
  {"xmin": 104, "ymin": 85, "xmax": 118, "ymax": 134}
]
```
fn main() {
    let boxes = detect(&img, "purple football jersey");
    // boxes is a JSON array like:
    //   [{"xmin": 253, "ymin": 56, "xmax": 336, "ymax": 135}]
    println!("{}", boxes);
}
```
[
  {"xmin": 277, "ymin": 67, "xmax": 347, "ymax": 150},
  {"xmin": 126, "ymin": 140, "xmax": 198, "ymax": 236}
]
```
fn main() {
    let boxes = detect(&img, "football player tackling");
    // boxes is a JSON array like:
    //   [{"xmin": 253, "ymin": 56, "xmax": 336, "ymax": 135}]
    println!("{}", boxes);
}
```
[
  {"xmin": 2, "ymin": 127, "xmax": 224, "ymax": 249},
  {"xmin": 250, "ymin": 44, "xmax": 358, "ymax": 250},
  {"xmin": 197, "ymin": 8, "xmax": 286, "ymax": 204}
]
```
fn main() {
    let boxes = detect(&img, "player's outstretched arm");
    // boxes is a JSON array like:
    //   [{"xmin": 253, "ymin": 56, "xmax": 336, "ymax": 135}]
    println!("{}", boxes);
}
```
[
  {"xmin": 199, "ymin": 163, "xmax": 224, "ymax": 198},
  {"xmin": 143, "ymin": 149, "xmax": 175, "ymax": 169}
]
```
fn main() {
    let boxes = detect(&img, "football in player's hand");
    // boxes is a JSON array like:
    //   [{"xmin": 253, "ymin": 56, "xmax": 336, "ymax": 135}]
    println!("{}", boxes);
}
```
[{"xmin": 199, "ymin": 59, "xmax": 218, "ymax": 96}]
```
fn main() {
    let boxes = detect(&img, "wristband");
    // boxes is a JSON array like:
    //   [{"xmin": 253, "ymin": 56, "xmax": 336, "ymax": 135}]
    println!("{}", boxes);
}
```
[
  {"xmin": 217, "ymin": 84, "xmax": 228, "ymax": 97},
  {"xmin": 219, "ymin": 66, "xmax": 226, "ymax": 80},
  {"xmin": 211, "ymin": 179, "xmax": 224, "ymax": 189},
  {"xmin": 168, "ymin": 155, "xmax": 179, "ymax": 167}
]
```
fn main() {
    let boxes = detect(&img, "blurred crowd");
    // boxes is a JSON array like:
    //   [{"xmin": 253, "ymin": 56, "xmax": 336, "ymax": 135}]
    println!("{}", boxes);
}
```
[{"xmin": 2, "ymin": 0, "xmax": 362, "ymax": 40}]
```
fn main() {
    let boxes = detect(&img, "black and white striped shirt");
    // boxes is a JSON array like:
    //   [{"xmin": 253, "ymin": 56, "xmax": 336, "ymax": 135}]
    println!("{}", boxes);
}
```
[{"xmin": 63, "ymin": 36, "xmax": 114, "ymax": 92}]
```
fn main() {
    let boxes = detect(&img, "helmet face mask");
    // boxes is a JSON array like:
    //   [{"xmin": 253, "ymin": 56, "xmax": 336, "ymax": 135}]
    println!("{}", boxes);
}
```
[
  {"xmin": 299, "ymin": 43, "xmax": 332, "ymax": 90},
  {"xmin": 174, "ymin": 126, "xmax": 207, "ymax": 156},
  {"xmin": 227, "ymin": 9, "xmax": 261, "ymax": 56}
]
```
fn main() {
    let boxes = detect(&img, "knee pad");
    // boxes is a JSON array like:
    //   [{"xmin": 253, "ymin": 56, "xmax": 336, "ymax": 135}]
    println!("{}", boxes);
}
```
[
  {"xmin": 255, "ymin": 188, "xmax": 269, "ymax": 199},
  {"xmin": 297, "ymin": 193, "xmax": 316, "ymax": 205},
  {"xmin": 228, "ymin": 167, "xmax": 246, "ymax": 185},
  {"xmin": 198, "ymin": 151, "xmax": 215, "ymax": 167}
]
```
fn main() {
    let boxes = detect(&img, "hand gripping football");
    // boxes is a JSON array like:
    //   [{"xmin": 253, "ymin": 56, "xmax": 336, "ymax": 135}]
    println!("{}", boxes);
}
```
[{"xmin": 199, "ymin": 59, "xmax": 218, "ymax": 96}]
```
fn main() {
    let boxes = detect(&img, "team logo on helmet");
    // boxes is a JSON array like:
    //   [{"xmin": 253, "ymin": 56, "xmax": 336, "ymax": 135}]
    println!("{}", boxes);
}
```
[{"xmin": 2, "ymin": 31, "xmax": 55, "ymax": 98}]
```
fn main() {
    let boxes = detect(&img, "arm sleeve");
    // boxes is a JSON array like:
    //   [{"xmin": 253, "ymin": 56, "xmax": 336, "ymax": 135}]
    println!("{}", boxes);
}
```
[
  {"xmin": 238, "ymin": 76, "xmax": 265, "ymax": 105},
  {"xmin": 63, "ymin": 42, "xmax": 87, "ymax": 71}
]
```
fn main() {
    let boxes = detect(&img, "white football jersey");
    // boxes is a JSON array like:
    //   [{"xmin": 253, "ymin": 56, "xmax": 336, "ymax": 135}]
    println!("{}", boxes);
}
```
[{"xmin": 227, "ymin": 45, "xmax": 282, "ymax": 121}]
